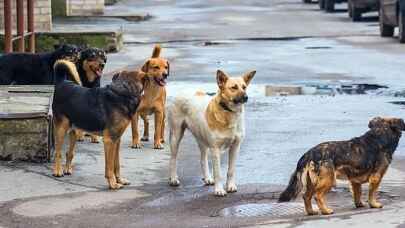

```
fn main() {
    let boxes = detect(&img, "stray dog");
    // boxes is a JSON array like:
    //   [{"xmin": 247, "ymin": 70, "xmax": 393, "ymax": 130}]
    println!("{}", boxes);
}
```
[
  {"xmin": 75, "ymin": 47, "xmax": 107, "ymax": 143},
  {"xmin": 168, "ymin": 70, "xmax": 256, "ymax": 196},
  {"xmin": 131, "ymin": 44, "xmax": 169, "ymax": 149},
  {"xmin": 0, "ymin": 44, "xmax": 80, "ymax": 85},
  {"xmin": 52, "ymin": 60, "xmax": 145, "ymax": 189},
  {"xmin": 279, "ymin": 117, "xmax": 405, "ymax": 215}
]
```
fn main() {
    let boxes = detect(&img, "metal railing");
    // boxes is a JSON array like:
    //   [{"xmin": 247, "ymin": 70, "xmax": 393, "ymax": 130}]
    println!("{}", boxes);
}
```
[{"xmin": 3, "ymin": 0, "xmax": 35, "ymax": 53}]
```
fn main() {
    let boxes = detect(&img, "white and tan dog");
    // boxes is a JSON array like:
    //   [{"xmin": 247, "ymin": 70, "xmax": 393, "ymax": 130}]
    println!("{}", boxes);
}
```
[{"xmin": 168, "ymin": 70, "xmax": 256, "ymax": 196}]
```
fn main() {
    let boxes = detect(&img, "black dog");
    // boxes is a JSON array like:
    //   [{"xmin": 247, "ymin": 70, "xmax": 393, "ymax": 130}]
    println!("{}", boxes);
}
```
[
  {"xmin": 74, "ymin": 47, "xmax": 107, "ymax": 142},
  {"xmin": 0, "ymin": 44, "xmax": 80, "ymax": 85},
  {"xmin": 279, "ymin": 117, "xmax": 404, "ymax": 216},
  {"xmin": 52, "ymin": 60, "xmax": 146, "ymax": 189}
]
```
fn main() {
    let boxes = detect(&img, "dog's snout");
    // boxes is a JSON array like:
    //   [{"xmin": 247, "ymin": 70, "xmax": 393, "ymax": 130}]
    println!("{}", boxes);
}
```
[
  {"xmin": 100, "ymin": 62, "xmax": 105, "ymax": 69},
  {"xmin": 163, "ymin": 72, "xmax": 168, "ymax": 79},
  {"xmin": 242, "ymin": 94, "xmax": 248, "ymax": 103}
]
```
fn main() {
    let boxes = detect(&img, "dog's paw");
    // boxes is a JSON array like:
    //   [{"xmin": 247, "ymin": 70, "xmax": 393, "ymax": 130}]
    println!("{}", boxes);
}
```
[
  {"xmin": 90, "ymin": 137, "xmax": 100, "ymax": 143},
  {"xmin": 53, "ymin": 165, "xmax": 64, "ymax": 177},
  {"xmin": 214, "ymin": 188, "xmax": 227, "ymax": 197},
  {"xmin": 141, "ymin": 137, "xmax": 149, "ymax": 142},
  {"xmin": 169, "ymin": 178, "xmax": 180, "ymax": 186},
  {"xmin": 117, "ymin": 177, "xmax": 130, "ymax": 185},
  {"xmin": 369, "ymin": 201, "xmax": 383, "ymax": 208},
  {"xmin": 202, "ymin": 177, "xmax": 215, "ymax": 185},
  {"xmin": 63, "ymin": 165, "xmax": 73, "ymax": 175},
  {"xmin": 355, "ymin": 201, "xmax": 365, "ymax": 208},
  {"xmin": 154, "ymin": 143, "xmax": 164, "ymax": 150},
  {"xmin": 109, "ymin": 183, "xmax": 123, "ymax": 190},
  {"xmin": 131, "ymin": 142, "xmax": 143, "ymax": 149},
  {"xmin": 306, "ymin": 210, "xmax": 319, "ymax": 216},
  {"xmin": 320, "ymin": 208, "xmax": 334, "ymax": 215},
  {"xmin": 226, "ymin": 183, "xmax": 237, "ymax": 193}
]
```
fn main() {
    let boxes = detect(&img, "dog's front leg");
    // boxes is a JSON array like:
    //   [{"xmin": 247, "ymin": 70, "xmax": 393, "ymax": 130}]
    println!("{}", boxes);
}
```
[
  {"xmin": 104, "ymin": 136, "xmax": 123, "ymax": 190},
  {"xmin": 226, "ymin": 140, "xmax": 241, "ymax": 193},
  {"xmin": 212, "ymin": 148, "xmax": 226, "ymax": 196},
  {"xmin": 131, "ymin": 113, "xmax": 142, "ymax": 148}
]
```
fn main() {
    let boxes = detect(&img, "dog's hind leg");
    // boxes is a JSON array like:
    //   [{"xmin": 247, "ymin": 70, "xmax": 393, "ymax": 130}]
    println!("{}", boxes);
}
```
[
  {"xmin": 168, "ymin": 121, "xmax": 185, "ymax": 186},
  {"xmin": 141, "ymin": 114, "xmax": 149, "ymax": 142},
  {"xmin": 313, "ymin": 162, "xmax": 335, "ymax": 215},
  {"xmin": 114, "ymin": 138, "xmax": 130, "ymax": 186},
  {"xmin": 350, "ymin": 182, "xmax": 364, "ymax": 208},
  {"xmin": 199, "ymin": 143, "xmax": 214, "ymax": 185},
  {"xmin": 64, "ymin": 130, "xmax": 77, "ymax": 175},
  {"xmin": 303, "ymin": 176, "xmax": 318, "ymax": 216},
  {"xmin": 212, "ymin": 148, "xmax": 226, "ymax": 196},
  {"xmin": 131, "ymin": 113, "xmax": 142, "ymax": 149},
  {"xmin": 153, "ymin": 110, "xmax": 165, "ymax": 149},
  {"xmin": 53, "ymin": 117, "xmax": 70, "ymax": 177}
]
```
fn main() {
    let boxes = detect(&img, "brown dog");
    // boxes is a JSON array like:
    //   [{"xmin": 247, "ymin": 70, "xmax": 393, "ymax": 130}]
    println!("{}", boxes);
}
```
[
  {"xmin": 279, "ymin": 117, "xmax": 405, "ymax": 215},
  {"xmin": 52, "ymin": 60, "xmax": 145, "ymax": 189},
  {"xmin": 131, "ymin": 45, "xmax": 169, "ymax": 149}
]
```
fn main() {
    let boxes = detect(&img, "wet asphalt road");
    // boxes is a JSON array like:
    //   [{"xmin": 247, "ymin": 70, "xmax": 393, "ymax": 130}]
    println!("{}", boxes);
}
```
[{"xmin": 3, "ymin": 0, "xmax": 405, "ymax": 227}]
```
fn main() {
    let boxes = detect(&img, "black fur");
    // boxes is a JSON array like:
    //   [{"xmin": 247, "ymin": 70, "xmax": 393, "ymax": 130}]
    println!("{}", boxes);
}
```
[
  {"xmin": 0, "ymin": 44, "xmax": 80, "ymax": 85},
  {"xmin": 279, "ymin": 118, "xmax": 404, "ymax": 202},
  {"xmin": 52, "ymin": 62, "xmax": 144, "ymax": 133}
]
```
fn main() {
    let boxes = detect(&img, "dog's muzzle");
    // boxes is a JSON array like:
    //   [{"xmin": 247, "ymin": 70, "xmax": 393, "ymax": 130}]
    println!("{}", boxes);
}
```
[{"xmin": 233, "ymin": 94, "xmax": 248, "ymax": 104}]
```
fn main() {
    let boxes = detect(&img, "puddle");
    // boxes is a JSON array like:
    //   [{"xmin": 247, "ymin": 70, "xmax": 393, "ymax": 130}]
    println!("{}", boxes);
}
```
[{"xmin": 214, "ymin": 202, "xmax": 304, "ymax": 218}]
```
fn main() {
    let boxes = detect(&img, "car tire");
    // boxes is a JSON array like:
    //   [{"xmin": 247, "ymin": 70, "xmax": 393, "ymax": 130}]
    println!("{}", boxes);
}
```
[
  {"xmin": 325, "ymin": 0, "xmax": 335, "ymax": 12},
  {"xmin": 303, "ymin": 0, "xmax": 312, "ymax": 3},
  {"xmin": 399, "ymin": 7, "xmax": 405, "ymax": 43},
  {"xmin": 319, "ymin": 0, "xmax": 325, "ymax": 9},
  {"xmin": 379, "ymin": 6, "xmax": 394, "ymax": 37},
  {"xmin": 348, "ymin": 1, "xmax": 353, "ymax": 17},
  {"xmin": 351, "ymin": 6, "xmax": 362, "ymax": 21}
]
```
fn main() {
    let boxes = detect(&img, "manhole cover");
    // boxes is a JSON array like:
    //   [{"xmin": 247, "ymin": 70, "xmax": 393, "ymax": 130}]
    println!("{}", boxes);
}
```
[{"xmin": 215, "ymin": 202, "xmax": 305, "ymax": 218}]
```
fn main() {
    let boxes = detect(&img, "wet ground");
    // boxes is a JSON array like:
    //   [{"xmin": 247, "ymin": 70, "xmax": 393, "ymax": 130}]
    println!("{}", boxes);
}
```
[{"xmin": 2, "ymin": 0, "xmax": 405, "ymax": 227}]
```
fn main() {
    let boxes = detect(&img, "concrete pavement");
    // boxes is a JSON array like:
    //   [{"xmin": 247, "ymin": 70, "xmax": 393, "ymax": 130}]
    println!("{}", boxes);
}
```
[{"xmin": 2, "ymin": 0, "xmax": 405, "ymax": 227}]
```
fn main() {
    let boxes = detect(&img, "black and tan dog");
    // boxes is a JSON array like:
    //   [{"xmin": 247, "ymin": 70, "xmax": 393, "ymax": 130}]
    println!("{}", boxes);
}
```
[
  {"xmin": 74, "ymin": 47, "xmax": 107, "ymax": 143},
  {"xmin": 0, "ymin": 44, "xmax": 80, "ymax": 85},
  {"xmin": 279, "ymin": 117, "xmax": 405, "ymax": 215},
  {"xmin": 52, "ymin": 60, "xmax": 146, "ymax": 189},
  {"xmin": 131, "ymin": 45, "xmax": 169, "ymax": 149}
]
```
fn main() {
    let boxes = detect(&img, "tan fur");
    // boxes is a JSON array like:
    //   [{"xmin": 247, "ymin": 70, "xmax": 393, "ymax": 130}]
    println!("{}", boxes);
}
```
[
  {"xmin": 131, "ymin": 44, "xmax": 169, "ymax": 149},
  {"xmin": 54, "ymin": 60, "xmax": 82, "ymax": 86}
]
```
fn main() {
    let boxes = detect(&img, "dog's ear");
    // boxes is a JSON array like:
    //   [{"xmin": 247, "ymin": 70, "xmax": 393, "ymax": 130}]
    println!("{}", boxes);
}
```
[
  {"xmin": 216, "ymin": 70, "xmax": 229, "ymax": 90},
  {"xmin": 243, "ymin": 70, "xmax": 256, "ymax": 86},
  {"xmin": 152, "ymin": 44, "xmax": 161, "ymax": 58},
  {"xmin": 392, "ymin": 118, "xmax": 405, "ymax": 131},
  {"xmin": 142, "ymin": 60, "xmax": 150, "ymax": 73},
  {"xmin": 368, "ymin": 117, "xmax": 384, "ymax": 129}
]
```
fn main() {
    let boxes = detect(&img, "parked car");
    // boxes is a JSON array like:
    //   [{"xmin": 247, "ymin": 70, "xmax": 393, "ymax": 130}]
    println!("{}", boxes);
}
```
[
  {"xmin": 318, "ymin": 0, "xmax": 347, "ymax": 12},
  {"xmin": 348, "ymin": 0, "xmax": 379, "ymax": 21},
  {"xmin": 379, "ymin": 0, "xmax": 405, "ymax": 42}
]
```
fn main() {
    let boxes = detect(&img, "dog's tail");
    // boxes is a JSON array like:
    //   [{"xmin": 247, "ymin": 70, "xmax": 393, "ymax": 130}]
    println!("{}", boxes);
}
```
[
  {"xmin": 278, "ymin": 154, "xmax": 310, "ymax": 202},
  {"xmin": 54, "ymin": 60, "xmax": 82, "ymax": 86},
  {"xmin": 152, "ymin": 44, "xmax": 161, "ymax": 58}
]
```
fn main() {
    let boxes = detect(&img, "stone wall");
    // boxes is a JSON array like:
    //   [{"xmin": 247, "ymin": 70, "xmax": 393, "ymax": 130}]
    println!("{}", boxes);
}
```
[
  {"xmin": 66, "ymin": 0, "xmax": 104, "ymax": 16},
  {"xmin": 0, "ymin": 0, "xmax": 52, "ymax": 32}
]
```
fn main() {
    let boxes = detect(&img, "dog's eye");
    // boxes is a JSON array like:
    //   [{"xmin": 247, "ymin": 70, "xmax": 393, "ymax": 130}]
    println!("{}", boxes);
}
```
[
  {"xmin": 231, "ymin": 85, "xmax": 238, "ymax": 90},
  {"xmin": 153, "ymin": 66, "xmax": 160, "ymax": 70},
  {"xmin": 242, "ymin": 85, "xmax": 246, "ymax": 90}
]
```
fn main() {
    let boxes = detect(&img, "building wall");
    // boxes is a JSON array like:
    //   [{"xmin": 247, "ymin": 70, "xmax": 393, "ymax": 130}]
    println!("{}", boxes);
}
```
[
  {"xmin": 66, "ymin": 0, "xmax": 104, "ymax": 16},
  {"xmin": 0, "ymin": 0, "xmax": 52, "ymax": 32}
]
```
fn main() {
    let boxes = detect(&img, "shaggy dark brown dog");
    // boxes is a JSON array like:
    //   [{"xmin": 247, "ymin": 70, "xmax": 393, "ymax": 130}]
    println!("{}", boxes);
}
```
[{"xmin": 279, "ymin": 117, "xmax": 405, "ymax": 215}]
